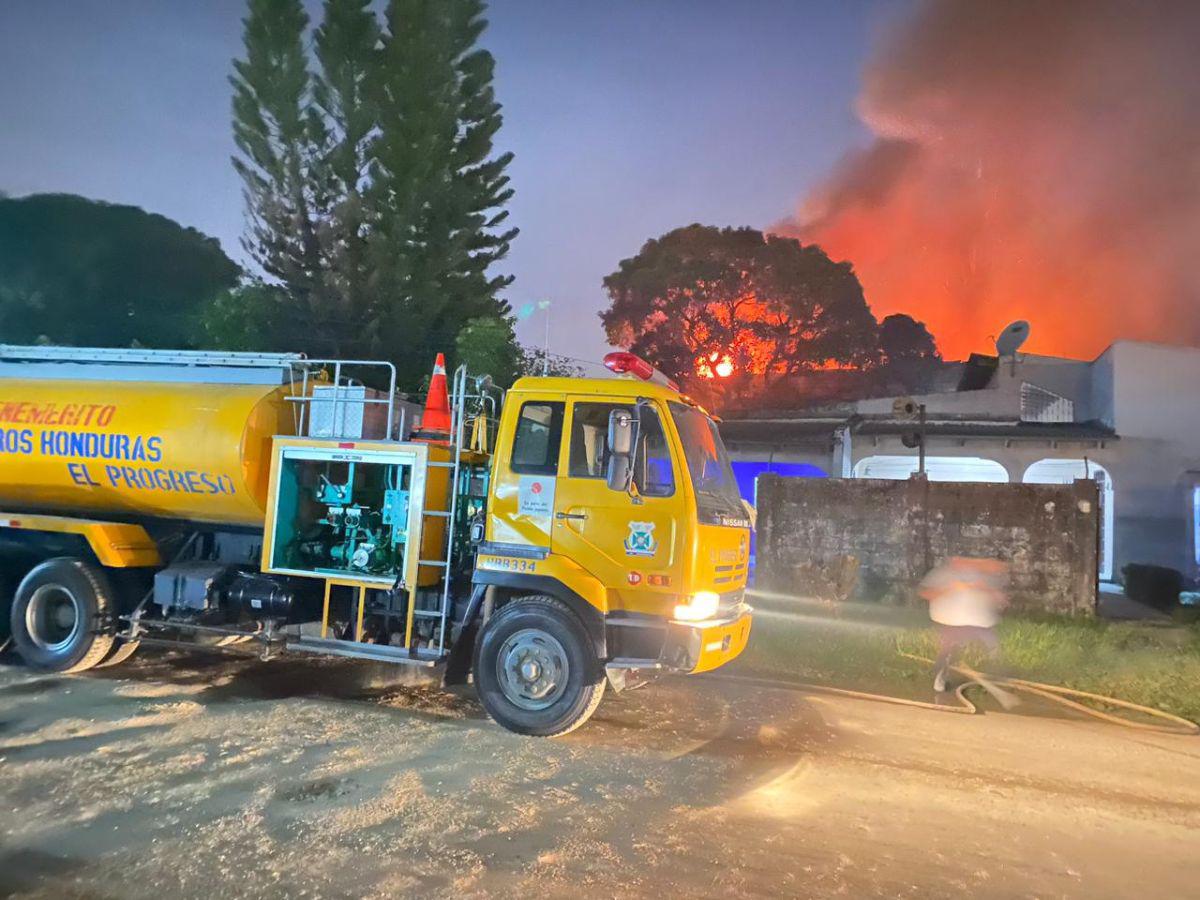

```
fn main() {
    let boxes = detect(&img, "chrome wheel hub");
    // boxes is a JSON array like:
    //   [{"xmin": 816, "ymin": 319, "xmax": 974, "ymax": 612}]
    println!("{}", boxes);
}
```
[
  {"xmin": 497, "ymin": 628, "xmax": 569, "ymax": 711},
  {"xmin": 25, "ymin": 584, "xmax": 82, "ymax": 652}
]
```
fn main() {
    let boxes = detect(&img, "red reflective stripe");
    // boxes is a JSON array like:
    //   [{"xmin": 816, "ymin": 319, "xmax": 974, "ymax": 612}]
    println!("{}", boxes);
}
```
[{"xmin": 338, "ymin": 442, "xmax": 355, "ymax": 449}]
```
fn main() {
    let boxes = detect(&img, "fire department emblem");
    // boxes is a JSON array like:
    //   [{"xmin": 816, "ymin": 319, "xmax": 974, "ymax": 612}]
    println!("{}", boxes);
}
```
[{"xmin": 624, "ymin": 521, "xmax": 658, "ymax": 557}]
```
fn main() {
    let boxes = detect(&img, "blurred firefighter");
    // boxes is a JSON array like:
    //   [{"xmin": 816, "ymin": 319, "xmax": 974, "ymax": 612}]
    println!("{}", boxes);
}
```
[{"xmin": 919, "ymin": 556, "xmax": 1018, "ymax": 707}]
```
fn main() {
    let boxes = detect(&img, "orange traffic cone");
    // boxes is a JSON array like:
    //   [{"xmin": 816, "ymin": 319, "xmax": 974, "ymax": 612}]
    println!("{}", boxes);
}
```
[{"xmin": 415, "ymin": 353, "xmax": 452, "ymax": 443}]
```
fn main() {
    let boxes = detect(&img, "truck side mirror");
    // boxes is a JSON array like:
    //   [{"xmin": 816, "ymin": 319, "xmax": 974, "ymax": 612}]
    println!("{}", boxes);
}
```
[{"xmin": 606, "ymin": 409, "xmax": 638, "ymax": 492}]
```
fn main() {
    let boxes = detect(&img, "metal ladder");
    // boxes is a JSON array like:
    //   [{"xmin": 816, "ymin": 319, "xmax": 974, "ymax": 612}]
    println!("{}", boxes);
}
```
[
  {"xmin": 407, "ymin": 365, "xmax": 501, "ymax": 656},
  {"xmin": 406, "ymin": 365, "xmax": 469, "ymax": 656},
  {"xmin": 294, "ymin": 364, "xmax": 495, "ymax": 663}
]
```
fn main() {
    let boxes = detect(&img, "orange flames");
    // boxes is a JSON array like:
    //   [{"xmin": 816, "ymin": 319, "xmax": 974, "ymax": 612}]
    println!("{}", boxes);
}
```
[
  {"xmin": 775, "ymin": 0, "xmax": 1200, "ymax": 361},
  {"xmin": 686, "ymin": 295, "xmax": 813, "ymax": 379},
  {"xmin": 697, "ymin": 350, "xmax": 734, "ymax": 379}
]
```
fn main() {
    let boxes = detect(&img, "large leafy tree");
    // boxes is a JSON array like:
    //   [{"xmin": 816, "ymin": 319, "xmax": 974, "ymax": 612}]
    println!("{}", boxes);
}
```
[
  {"xmin": 877, "ymin": 312, "xmax": 942, "ymax": 393},
  {"xmin": 602, "ymin": 225, "xmax": 880, "ymax": 384},
  {"xmin": 0, "ymin": 194, "xmax": 238, "ymax": 347},
  {"xmin": 879, "ymin": 313, "xmax": 939, "ymax": 366},
  {"xmin": 454, "ymin": 315, "xmax": 521, "ymax": 388}
]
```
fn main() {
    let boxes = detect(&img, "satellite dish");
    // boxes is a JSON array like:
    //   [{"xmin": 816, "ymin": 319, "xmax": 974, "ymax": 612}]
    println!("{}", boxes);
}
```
[{"xmin": 995, "ymin": 320, "xmax": 1031, "ymax": 357}]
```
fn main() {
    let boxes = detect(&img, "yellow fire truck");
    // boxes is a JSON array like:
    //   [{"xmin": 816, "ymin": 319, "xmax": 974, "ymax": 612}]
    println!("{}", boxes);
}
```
[{"xmin": 0, "ymin": 345, "xmax": 751, "ymax": 735}]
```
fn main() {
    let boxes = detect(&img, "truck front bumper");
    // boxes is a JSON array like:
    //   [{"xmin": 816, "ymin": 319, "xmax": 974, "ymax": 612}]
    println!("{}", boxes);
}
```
[{"xmin": 660, "ymin": 604, "xmax": 753, "ymax": 674}]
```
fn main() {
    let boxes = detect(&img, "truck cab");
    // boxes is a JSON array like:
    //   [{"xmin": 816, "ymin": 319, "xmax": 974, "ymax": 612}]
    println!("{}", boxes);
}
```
[{"xmin": 469, "ymin": 354, "xmax": 752, "ymax": 735}]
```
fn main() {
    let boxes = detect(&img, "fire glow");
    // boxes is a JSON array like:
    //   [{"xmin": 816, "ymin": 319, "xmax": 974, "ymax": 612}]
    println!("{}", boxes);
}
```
[
  {"xmin": 697, "ymin": 350, "xmax": 734, "ymax": 379},
  {"xmin": 686, "ymin": 295, "xmax": 811, "ymax": 380},
  {"xmin": 776, "ymin": 0, "xmax": 1200, "ymax": 360}
]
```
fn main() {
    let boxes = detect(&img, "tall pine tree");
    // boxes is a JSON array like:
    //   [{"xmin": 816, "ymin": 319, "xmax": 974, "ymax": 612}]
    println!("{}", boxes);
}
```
[
  {"xmin": 447, "ymin": 0, "xmax": 517, "ymax": 313},
  {"xmin": 230, "ymin": 0, "xmax": 324, "ymax": 345},
  {"xmin": 369, "ymin": 0, "xmax": 517, "ymax": 385},
  {"xmin": 312, "ymin": 0, "xmax": 379, "ymax": 356}
]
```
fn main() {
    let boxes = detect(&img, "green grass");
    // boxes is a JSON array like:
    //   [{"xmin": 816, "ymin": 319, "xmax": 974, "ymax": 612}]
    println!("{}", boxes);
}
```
[{"xmin": 734, "ymin": 601, "xmax": 1200, "ymax": 723}]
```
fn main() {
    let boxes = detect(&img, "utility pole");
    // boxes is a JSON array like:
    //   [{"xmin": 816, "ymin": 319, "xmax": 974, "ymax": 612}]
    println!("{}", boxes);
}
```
[
  {"xmin": 539, "ymin": 300, "xmax": 551, "ymax": 376},
  {"xmin": 918, "ymin": 403, "xmax": 927, "ymax": 477}
]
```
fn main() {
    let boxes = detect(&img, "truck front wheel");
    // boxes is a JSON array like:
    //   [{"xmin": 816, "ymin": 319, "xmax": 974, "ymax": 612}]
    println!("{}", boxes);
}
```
[
  {"xmin": 473, "ymin": 595, "xmax": 605, "ymax": 737},
  {"xmin": 10, "ymin": 558, "xmax": 115, "ymax": 673}
]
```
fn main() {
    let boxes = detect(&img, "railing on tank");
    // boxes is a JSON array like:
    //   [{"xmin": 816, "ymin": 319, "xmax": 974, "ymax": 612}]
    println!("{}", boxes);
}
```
[
  {"xmin": 0, "ymin": 344, "xmax": 307, "ymax": 383},
  {"xmin": 284, "ymin": 359, "xmax": 399, "ymax": 442},
  {"xmin": 0, "ymin": 344, "xmax": 400, "ymax": 442}
]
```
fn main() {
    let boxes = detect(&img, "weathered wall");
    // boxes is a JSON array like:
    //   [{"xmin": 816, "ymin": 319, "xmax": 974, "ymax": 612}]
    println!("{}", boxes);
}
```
[{"xmin": 756, "ymin": 476, "xmax": 1100, "ymax": 615}]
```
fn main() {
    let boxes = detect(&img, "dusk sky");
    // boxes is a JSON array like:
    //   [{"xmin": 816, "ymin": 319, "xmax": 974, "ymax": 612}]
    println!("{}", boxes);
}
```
[{"xmin": 0, "ymin": 0, "xmax": 903, "ymax": 368}]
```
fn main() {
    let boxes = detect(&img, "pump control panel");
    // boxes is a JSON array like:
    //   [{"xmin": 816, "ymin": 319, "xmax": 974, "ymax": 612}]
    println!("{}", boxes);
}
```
[{"xmin": 262, "ymin": 440, "xmax": 444, "ymax": 588}]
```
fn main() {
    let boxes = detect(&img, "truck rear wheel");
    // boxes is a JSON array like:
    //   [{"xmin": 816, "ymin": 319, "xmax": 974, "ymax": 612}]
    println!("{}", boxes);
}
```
[
  {"xmin": 10, "ymin": 558, "xmax": 115, "ymax": 673},
  {"xmin": 0, "ymin": 572, "xmax": 14, "ymax": 653},
  {"xmin": 473, "ymin": 595, "xmax": 605, "ymax": 737}
]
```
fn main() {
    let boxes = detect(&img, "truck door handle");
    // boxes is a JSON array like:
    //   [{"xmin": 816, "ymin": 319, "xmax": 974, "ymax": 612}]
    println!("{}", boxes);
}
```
[{"xmin": 555, "ymin": 512, "xmax": 587, "ymax": 521}]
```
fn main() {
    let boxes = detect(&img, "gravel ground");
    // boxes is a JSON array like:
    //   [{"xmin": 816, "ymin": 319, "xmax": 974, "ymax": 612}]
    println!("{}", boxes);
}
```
[{"xmin": 1, "ymin": 649, "xmax": 1199, "ymax": 899}]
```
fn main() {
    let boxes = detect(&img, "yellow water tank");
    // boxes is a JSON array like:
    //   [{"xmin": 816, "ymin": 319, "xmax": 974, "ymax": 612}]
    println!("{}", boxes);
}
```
[{"xmin": 0, "ymin": 378, "xmax": 294, "ymax": 526}]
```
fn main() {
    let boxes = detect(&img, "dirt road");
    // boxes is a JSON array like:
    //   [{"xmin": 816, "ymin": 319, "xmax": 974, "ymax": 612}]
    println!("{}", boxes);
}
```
[{"xmin": 1, "ymin": 651, "xmax": 1198, "ymax": 899}]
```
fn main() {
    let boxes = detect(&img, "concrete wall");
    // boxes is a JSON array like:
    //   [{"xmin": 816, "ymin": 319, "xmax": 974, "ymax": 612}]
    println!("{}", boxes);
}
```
[
  {"xmin": 730, "ymin": 428, "xmax": 1200, "ymax": 582},
  {"xmin": 844, "ymin": 433, "xmax": 1200, "ymax": 581},
  {"xmin": 1091, "ymin": 348, "xmax": 1115, "ymax": 429},
  {"xmin": 998, "ymin": 355, "xmax": 1097, "ymax": 420},
  {"xmin": 855, "ymin": 384, "xmax": 1020, "ymax": 418},
  {"xmin": 854, "ymin": 354, "xmax": 1096, "ymax": 420},
  {"xmin": 1110, "ymin": 342, "xmax": 1200, "ymax": 443},
  {"xmin": 756, "ymin": 475, "xmax": 1100, "ymax": 615}
]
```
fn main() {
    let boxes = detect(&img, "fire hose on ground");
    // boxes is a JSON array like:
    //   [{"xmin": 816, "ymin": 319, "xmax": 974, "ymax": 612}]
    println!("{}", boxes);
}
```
[
  {"xmin": 4, "ymin": 625, "xmax": 1194, "ymax": 735},
  {"xmin": 718, "ymin": 654, "xmax": 1199, "ymax": 737}
]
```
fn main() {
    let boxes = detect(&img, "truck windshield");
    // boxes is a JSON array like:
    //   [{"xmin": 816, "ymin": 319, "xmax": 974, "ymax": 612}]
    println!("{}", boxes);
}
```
[{"xmin": 668, "ymin": 401, "xmax": 747, "ymax": 526}]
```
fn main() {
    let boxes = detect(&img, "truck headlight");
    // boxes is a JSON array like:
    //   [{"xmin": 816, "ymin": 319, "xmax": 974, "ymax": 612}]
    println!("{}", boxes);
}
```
[{"xmin": 674, "ymin": 591, "xmax": 720, "ymax": 622}]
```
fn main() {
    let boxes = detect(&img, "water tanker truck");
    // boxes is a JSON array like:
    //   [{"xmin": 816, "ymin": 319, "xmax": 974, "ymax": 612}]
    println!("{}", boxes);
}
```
[{"xmin": 0, "ymin": 345, "xmax": 751, "ymax": 735}]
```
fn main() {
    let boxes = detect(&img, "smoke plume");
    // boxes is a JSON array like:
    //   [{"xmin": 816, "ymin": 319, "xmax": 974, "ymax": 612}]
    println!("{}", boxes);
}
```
[{"xmin": 779, "ymin": 0, "xmax": 1200, "ymax": 360}]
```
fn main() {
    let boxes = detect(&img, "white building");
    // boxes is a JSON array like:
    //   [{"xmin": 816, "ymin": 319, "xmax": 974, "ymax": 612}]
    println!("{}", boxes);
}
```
[{"xmin": 722, "ymin": 341, "xmax": 1200, "ymax": 585}]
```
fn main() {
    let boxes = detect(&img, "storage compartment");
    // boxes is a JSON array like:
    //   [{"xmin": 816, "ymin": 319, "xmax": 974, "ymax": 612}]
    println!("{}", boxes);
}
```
[
  {"xmin": 308, "ymin": 385, "xmax": 391, "ymax": 439},
  {"xmin": 263, "ymin": 440, "xmax": 448, "ymax": 587}
]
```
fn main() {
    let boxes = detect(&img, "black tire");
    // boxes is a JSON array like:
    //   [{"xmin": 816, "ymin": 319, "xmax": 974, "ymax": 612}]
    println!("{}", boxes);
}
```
[
  {"xmin": 10, "ymin": 558, "xmax": 116, "ymax": 673},
  {"xmin": 0, "ymin": 571, "xmax": 14, "ymax": 653},
  {"xmin": 473, "ymin": 595, "xmax": 605, "ymax": 737}
]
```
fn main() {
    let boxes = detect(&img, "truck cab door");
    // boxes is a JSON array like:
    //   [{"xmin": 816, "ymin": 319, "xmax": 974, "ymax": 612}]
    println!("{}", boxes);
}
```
[
  {"xmin": 551, "ymin": 398, "xmax": 681, "ymax": 594},
  {"xmin": 486, "ymin": 399, "xmax": 565, "ymax": 554}
]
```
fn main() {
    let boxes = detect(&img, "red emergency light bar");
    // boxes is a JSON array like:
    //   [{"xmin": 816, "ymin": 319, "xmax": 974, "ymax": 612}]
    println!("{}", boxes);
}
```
[{"xmin": 602, "ymin": 352, "xmax": 680, "ymax": 392}]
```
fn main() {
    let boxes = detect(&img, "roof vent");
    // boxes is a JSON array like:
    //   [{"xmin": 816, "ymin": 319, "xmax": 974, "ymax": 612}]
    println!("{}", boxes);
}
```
[{"xmin": 1020, "ymin": 382, "xmax": 1074, "ymax": 423}]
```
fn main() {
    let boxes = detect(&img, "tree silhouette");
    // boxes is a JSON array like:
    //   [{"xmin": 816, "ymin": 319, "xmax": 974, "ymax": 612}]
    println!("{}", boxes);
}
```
[
  {"xmin": 602, "ymin": 225, "xmax": 879, "ymax": 383},
  {"xmin": 0, "ymin": 194, "xmax": 238, "ymax": 347}
]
